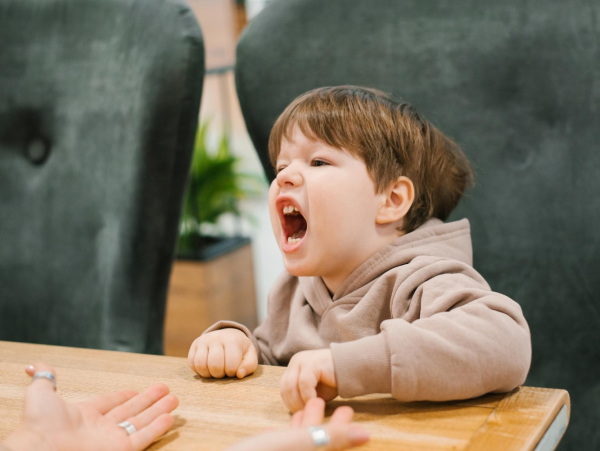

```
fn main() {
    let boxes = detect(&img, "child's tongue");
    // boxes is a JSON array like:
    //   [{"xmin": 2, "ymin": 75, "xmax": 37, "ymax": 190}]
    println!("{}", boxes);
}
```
[{"xmin": 285, "ymin": 214, "xmax": 307, "ymax": 243}]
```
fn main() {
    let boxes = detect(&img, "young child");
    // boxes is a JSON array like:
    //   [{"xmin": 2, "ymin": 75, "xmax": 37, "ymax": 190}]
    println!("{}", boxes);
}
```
[{"xmin": 188, "ymin": 86, "xmax": 531, "ymax": 412}]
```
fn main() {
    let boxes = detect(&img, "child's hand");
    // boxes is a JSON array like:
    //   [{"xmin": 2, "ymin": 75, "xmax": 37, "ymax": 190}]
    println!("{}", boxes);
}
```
[
  {"xmin": 279, "ymin": 349, "xmax": 338, "ymax": 412},
  {"xmin": 188, "ymin": 329, "xmax": 258, "ymax": 379}
]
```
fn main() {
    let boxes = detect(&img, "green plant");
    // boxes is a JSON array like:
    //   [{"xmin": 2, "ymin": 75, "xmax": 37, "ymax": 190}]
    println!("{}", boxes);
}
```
[{"xmin": 178, "ymin": 121, "xmax": 263, "ymax": 253}]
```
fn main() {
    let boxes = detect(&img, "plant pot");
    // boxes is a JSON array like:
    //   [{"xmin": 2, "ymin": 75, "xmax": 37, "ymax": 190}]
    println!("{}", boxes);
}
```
[
  {"xmin": 164, "ymin": 237, "xmax": 258, "ymax": 357},
  {"xmin": 176, "ymin": 235, "xmax": 251, "ymax": 261}
]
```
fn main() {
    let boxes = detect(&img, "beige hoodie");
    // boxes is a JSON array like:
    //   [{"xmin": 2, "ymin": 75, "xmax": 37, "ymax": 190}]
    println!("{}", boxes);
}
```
[{"xmin": 205, "ymin": 218, "xmax": 532, "ymax": 402}]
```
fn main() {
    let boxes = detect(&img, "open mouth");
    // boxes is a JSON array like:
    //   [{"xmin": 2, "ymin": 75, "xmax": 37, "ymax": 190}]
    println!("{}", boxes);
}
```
[{"xmin": 280, "ymin": 203, "xmax": 307, "ymax": 247}]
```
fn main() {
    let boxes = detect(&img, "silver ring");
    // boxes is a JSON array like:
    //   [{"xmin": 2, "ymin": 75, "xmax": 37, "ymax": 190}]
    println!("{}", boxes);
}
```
[
  {"xmin": 32, "ymin": 371, "xmax": 56, "ymax": 389},
  {"xmin": 308, "ymin": 426, "xmax": 330, "ymax": 449},
  {"xmin": 118, "ymin": 421, "xmax": 137, "ymax": 435}
]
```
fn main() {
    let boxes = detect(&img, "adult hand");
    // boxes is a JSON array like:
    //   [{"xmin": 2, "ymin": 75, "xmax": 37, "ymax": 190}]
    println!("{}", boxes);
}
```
[
  {"xmin": 188, "ymin": 329, "xmax": 258, "ymax": 379},
  {"xmin": 280, "ymin": 349, "xmax": 338, "ymax": 412},
  {"xmin": 228, "ymin": 397, "xmax": 369, "ymax": 451},
  {"xmin": 2, "ymin": 364, "xmax": 179, "ymax": 451}
]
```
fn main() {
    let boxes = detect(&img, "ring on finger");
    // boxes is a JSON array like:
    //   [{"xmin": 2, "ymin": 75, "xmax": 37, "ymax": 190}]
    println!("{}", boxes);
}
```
[
  {"xmin": 308, "ymin": 426, "xmax": 330, "ymax": 449},
  {"xmin": 32, "ymin": 371, "xmax": 57, "ymax": 390},
  {"xmin": 118, "ymin": 420, "xmax": 137, "ymax": 435}
]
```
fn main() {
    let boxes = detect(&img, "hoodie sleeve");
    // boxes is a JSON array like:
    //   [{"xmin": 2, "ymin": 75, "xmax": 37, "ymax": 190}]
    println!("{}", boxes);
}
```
[{"xmin": 330, "ymin": 262, "xmax": 532, "ymax": 402}]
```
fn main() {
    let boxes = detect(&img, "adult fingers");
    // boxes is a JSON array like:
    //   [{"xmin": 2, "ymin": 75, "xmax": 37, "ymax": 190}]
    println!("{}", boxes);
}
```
[
  {"xmin": 224, "ymin": 343, "xmax": 243, "ymax": 378},
  {"xmin": 129, "ymin": 413, "xmax": 174, "ymax": 451},
  {"xmin": 329, "ymin": 405, "xmax": 355, "ymax": 426},
  {"xmin": 127, "ymin": 394, "xmax": 179, "ymax": 430},
  {"xmin": 207, "ymin": 343, "xmax": 226, "ymax": 378},
  {"xmin": 227, "ymin": 424, "xmax": 369, "ymax": 451},
  {"xmin": 106, "ymin": 383, "xmax": 171, "ymax": 423},
  {"xmin": 298, "ymin": 367, "xmax": 318, "ymax": 405},
  {"xmin": 323, "ymin": 423, "xmax": 370, "ymax": 451},
  {"xmin": 25, "ymin": 363, "xmax": 57, "ymax": 391},
  {"xmin": 236, "ymin": 345, "xmax": 258, "ymax": 379},
  {"xmin": 193, "ymin": 344, "xmax": 211, "ymax": 378},
  {"xmin": 290, "ymin": 400, "xmax": 348, "ymax": 430},
  {"xmin": 279, "ymin": 366, "xmax": 304, "ymax": 413},
  {"xmin": 299, "ymin": 397, "xmax": 325, "ymax": 427},
  {"xmin": 25, "ymin": 363, "xmax": 55, "ymax": 377},
  {"xmin": 86, "ymin": 390, "xmax": 139, "ymax": 414},
  {"xmin": 290, "ymin": 410, "xmax": 304, "ymax": 429}
]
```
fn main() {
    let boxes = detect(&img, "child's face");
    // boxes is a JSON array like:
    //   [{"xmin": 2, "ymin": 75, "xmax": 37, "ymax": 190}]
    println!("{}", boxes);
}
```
[{"xmin": 269, "ymin": 126, "xmax": 386, "ymax": 292}]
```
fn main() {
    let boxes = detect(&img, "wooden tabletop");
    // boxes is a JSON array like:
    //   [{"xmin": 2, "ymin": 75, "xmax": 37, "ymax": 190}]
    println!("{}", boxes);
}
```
[{"xmin": 0, "ymin": 341, "xmax": 569, "ymax": 450}]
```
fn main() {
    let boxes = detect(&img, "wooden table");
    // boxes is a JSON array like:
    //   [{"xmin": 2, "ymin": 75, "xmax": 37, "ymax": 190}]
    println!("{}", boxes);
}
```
[{"xmin": 0, "ymin": 341, "xmax": 569, "ymax": 450}]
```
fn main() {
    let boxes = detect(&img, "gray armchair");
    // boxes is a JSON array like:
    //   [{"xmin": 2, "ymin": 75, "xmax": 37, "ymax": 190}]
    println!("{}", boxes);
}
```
[
  {"xmin": 0, "ymin": 0, "xmax": 204, "ymax": 354},
  {"xmin": 234, "ymin": 0, "xmax": 600, "ymax": 449}
]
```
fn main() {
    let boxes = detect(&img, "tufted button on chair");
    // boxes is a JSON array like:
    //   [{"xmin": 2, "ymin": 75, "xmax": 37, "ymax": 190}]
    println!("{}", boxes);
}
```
[{"xmin": 0, "ymin": 0, "xmax": 204, "ymax": 354}]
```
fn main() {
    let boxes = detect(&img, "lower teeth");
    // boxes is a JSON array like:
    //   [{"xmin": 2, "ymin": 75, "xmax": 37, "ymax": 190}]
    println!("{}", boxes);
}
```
[{"xmin": 287, "ymin": 236, "xmax": 301, "ymax": 244}]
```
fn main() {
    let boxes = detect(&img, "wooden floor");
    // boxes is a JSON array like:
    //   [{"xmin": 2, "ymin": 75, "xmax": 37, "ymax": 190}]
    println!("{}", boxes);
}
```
[{"xmin": 163, "ymin": 244, "xmax": 258, "ymax": 357}]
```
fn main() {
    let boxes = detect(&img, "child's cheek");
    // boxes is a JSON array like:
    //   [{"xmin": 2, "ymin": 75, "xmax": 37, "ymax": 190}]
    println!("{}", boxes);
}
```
[{"xmin": 268, "ymin": 212, "xmax": 281, "ymax": 242}]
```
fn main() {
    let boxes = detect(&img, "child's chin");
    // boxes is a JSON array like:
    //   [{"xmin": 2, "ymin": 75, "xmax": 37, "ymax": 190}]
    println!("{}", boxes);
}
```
[{"xmin": 283, "ymin": 262, "xmax": 314, "ymax": 278}]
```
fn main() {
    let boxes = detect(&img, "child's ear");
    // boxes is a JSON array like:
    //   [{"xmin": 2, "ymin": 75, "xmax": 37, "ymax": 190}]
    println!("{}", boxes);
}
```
[{"xmin": 375, "ymin": 176, "xmax": 415, "ymax": 225}]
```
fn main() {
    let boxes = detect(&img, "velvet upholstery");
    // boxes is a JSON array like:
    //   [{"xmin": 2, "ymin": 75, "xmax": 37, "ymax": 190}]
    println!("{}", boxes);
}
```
[
  {"xmin": 0, "ymin": 0, "xmax": 204, "ymax": 354},
  {"xmin": 235, "ymin": 1, "xmax": 600, "ymax": 448}
]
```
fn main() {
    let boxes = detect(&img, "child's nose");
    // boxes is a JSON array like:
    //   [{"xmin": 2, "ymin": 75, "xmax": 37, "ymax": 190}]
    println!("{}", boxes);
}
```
[{"xmin": 276, "ymin": 165, "xmax": 303, "ymax": 188}]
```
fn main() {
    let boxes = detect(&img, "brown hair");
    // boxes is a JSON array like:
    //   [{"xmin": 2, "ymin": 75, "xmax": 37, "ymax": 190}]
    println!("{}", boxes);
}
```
[{"xmin": 268, "ymin": 86, "xmax": 474, "ymax": 233}]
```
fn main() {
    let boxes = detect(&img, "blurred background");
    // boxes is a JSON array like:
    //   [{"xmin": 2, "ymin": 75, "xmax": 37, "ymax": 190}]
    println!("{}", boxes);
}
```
[
  {"xmin": 165, "ymin": 0, "xmax": 283, "ymax": 356},
  {"xmin": 190, "ymin": 0, "xmax": 280, "ymax": 321}
]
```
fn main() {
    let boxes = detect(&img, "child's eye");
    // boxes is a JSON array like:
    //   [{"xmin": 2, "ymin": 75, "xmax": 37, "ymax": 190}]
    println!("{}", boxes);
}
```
[
  {"xmin": 276, "ymin": 165, "xmax": 287, "ymax": 173},
  {"xmin": 311, "ymin": 159, "xmax": 329, "ymax": 167}
]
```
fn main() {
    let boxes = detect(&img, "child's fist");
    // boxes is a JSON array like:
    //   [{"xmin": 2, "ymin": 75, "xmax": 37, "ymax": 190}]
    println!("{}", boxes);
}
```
[
  {"xmin": 279, "ymin": 349, "xmax": 338, "ymax": 412},
  {"xmin": 188, "ymin": 329, "xmax": 258, "ymax": 379}
]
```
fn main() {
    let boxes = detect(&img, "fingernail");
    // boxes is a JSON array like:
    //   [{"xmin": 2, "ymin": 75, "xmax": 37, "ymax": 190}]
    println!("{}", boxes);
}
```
[
  {"xmin": 238, "ymin": 369, "xmax": 247, "ymax": 378},
  {"xmin": 349, "ymin": 427, "xmax": 370, "ymax": 444},
  {"xmin": 26, "ymin": 365, "xmax": 35, "ymax": 372}
]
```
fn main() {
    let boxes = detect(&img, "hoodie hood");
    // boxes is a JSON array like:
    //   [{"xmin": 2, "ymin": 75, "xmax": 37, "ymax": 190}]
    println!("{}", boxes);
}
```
[{"xmin": 300, "ymin": 218, "xmax": 472, "ymax": 305}]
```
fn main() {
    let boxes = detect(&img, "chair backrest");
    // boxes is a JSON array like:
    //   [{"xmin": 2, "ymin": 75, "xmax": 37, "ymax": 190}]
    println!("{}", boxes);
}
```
[
  {"xmin": 234, "ymin": 0, "xmax": 600, "ymax": 448},
  {"xmin": 0, "ymin": 0, "xmax": 204, "ymax": 354}
]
